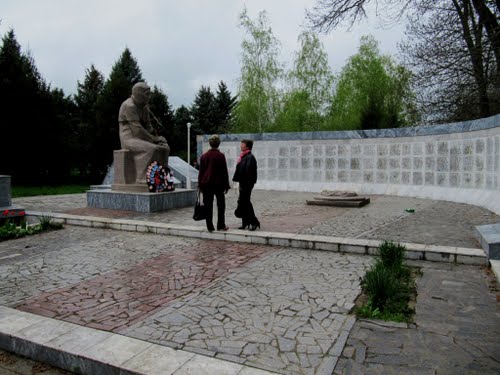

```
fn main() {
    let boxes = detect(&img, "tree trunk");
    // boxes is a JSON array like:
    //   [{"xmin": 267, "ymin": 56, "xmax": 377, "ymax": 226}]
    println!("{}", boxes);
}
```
[{"xmin": 471, "ymin": 0, "xmax": 500, "ymax": 84}]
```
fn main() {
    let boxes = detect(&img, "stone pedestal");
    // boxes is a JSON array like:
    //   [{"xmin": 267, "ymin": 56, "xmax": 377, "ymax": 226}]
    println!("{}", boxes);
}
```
[
  {"xmin": 112, "ymin": 149, "xmax": 136, "ymax": 189},
  {"xmin": 0, "ymin": 175, "xmax": 25, "ymax": 224},
  {"xmin": 87, "ymin": 188, "xmax": 197, "ymax": 213},
  {"xmin": 0, "ymin": 175, "xmax": 11, "ymax": 208}
]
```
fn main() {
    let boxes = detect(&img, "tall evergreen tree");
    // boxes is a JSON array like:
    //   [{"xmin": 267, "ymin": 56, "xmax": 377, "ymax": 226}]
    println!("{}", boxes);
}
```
[
  {"xmin": 94, "ymin": 48, "xmax": 143, "ymax": 179},
  {"xmin": 73, "ymin": 64, "xmax": 104, "ymax": 178},
  {"xmin": 44, "ymin": 88, "xmax": 79, "ymax": 183},
  {"xmin": 0, "ymin": 29, "xmax": 55, "ymax": 183},
  {"xmin": 149, "ymin": 85, "xmax": 177, "ymax": 154},
  {"xmin": 214, "ymin": 81, "xmax": 237, "ymax": 133},
  {"xmin": 191, "ymin": 85, "xmax": 217, "ymax": 135}
]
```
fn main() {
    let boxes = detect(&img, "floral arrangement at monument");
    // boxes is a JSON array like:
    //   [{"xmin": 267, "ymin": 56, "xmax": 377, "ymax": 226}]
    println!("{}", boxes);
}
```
[{"xmin": 146, "ymin": 161, "xmax": 175, "ymax": 192}]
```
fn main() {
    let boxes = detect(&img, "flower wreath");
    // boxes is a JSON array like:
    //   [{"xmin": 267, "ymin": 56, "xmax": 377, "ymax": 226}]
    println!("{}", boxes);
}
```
[{"xmin": 146, "ymin": 161, "xmax": 175, "ymax": 192}]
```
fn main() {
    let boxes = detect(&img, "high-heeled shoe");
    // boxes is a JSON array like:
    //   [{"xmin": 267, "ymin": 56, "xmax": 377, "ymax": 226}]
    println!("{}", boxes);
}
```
[
  {"xmin": 249, "ymin": 223, "xmax": 260, "ymax": 231},
  {"xmin": 238, "ymin": 224, "xmax": 249, "ymax": 230}
]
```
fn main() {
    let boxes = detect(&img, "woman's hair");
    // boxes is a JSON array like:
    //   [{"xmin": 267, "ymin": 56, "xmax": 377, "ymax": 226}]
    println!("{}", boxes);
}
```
[
  {"xmin": 209, "ymin": 134, "xmax": 221, "ymax": 148},
  {"xmin": 241, "ymin": 139, "xmax": 253, "ymax": 150}
]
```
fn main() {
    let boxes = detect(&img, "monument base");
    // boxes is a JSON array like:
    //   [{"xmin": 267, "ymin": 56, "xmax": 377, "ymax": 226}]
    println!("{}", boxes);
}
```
[
  {"xmin": 87, "ymin": 188, "xmax": 197, "ymax": 213},
  {"xmin": 111, "ymin": 183, "xmax": 149, "ymax": 193}
]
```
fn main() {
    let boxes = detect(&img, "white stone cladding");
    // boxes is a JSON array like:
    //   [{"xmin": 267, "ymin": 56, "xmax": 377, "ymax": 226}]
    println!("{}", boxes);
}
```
[{"xmin": 198, "ymin": 115, "xmax": 500, "ymax": 214}]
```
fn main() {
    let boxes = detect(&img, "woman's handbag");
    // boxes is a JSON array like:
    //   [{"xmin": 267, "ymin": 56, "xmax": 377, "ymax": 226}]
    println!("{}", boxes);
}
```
[
  {"xmin": 193, "ymin": 191, "xmax": 207, "ymax": 221},
  {"xmin": 234, "ymin": 199, "xmax": 244, "ymax": 218}
]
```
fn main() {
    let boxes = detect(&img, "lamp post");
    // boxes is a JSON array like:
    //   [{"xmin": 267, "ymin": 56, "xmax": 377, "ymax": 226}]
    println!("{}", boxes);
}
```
[{"xmin": 186, "ymin": 122, "xmax": 191, "ymax": 189}]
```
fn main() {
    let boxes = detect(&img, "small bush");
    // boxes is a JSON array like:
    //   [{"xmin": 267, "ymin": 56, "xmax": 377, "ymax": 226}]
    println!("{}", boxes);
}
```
[
  {"xmin": 0, "ymin": 216, "xmax": 62, "ymax": 242},
  {"xmin": 38, "ymin": 215, "xmax": 63, "ymax": 231},
  {"xmin": 356, "ymin": 240, "xmax": 417, "ymax": 323},
  {"xmin": 377, "ymin": 240, "xmax": 406, "ymax": 269},
  {"xmin": 362, "ymin": 262, "xmax": 399, "ymax": 309}
]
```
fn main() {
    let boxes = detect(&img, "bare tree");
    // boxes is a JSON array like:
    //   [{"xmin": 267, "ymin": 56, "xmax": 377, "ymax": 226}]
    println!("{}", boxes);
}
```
[
  {"xmin": 401, "ymin": 1, "xmax": 499, "ymax": 121},
  {"xmin": 307, "ymin": 0, "xmax": 500, "ymax": 121}
]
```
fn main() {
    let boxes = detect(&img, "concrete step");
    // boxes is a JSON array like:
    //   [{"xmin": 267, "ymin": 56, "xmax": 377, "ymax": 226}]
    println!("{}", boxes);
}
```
[
  {"xmin": 475, "ymin": 223, "xmax": 500, "ymax": 260},
  {"xmin": 26, "ymin": 211, "xmax": 487, "ymax": 266},
  {"xmin": 0, "ymin": 306, "xmax": 276, "ymax": 375}
]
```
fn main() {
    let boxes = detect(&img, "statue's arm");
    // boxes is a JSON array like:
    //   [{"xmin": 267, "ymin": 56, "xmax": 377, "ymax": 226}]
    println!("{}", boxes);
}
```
[{"xmin": 120, "ymin": 102, "xmax": 162, "ymax": 144}]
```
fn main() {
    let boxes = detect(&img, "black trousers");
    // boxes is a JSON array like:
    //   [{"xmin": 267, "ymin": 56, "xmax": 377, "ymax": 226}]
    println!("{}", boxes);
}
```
[
  {"xmin": 203, "ymin": 187, "xmax": 226, "ymax": 230},
  {"xmin": 238, "ymin": 185, "xmax": 258, "ymax": 226}
]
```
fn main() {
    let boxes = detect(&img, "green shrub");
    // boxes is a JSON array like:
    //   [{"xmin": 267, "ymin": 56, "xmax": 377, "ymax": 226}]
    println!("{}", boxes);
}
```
[
  {"xmin": 377, "ymin": 240, "xmax": 406, "ymax": 269},
  {"xmin": 356, "ymin": 240, "xmax": 417, "ymax": 322},
  {"xmin": 362, "ymin": 262, "xmax": 399, "ymax": 309},
  {"xmin": 38, "ymin": 215, "xmax": 63, "ymax": 231},
  {"xmin": 0, "ymin": 216, "xmax": 62, "ymax": 242}
]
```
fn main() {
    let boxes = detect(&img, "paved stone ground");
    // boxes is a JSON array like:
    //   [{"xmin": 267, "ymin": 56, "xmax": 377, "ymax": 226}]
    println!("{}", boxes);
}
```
[
  {"xmin": 16, "ymin": 190, "xmax": 500, "ymax": 248},
  {"xmin": 2, "ymin": 191, "xmax": 499, "ymax": 374},
  {"xmin": 335, "ymin": 262, "xmax": 500, "ymax": 375}
]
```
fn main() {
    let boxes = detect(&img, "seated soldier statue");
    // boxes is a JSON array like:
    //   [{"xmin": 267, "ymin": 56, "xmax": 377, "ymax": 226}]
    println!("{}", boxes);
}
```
[{"xmin": 118, "ymin": 82, "xmax": 170, "ymax": 185}]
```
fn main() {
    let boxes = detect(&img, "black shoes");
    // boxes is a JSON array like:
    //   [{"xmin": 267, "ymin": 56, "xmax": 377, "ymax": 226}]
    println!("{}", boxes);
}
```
[
  {"xmin": 238, "ymin": 221, "xmax": 260, "ymax": 231},
  {"xmin": 249, "ymin": 223, "xmax": 260, "ymax": 231}
]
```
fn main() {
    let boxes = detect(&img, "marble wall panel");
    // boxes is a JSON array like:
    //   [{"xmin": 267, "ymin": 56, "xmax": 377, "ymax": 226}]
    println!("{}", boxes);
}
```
[{"xmin": 200, "ymin": 115, "xmax": 500, "ymax": 213}]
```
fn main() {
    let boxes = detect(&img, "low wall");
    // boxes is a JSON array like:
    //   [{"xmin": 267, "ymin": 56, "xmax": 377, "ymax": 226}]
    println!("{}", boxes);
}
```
[{"xmin": 197, "ymin": 115, "xmax": 500, "ymax": 214}]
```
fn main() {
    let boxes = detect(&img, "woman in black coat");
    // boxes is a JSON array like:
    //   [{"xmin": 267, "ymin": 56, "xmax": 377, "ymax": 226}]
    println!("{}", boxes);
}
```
[
  {"xmin": 198, "ymin": 135, "xmax": 230, "ymax": 232},
  {"xmin": 232, "ymin": 139, "xmax": 260, "ymax": 231}
]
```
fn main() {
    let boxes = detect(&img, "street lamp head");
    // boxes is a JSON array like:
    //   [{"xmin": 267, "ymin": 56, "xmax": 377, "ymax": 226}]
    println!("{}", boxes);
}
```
[{"xmin": 187, "ymin": 122, "xmax": 192, "ymax": 129}]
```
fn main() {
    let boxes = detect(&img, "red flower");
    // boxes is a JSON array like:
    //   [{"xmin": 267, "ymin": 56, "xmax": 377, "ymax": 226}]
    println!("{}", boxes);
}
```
[
  {"xmin": 3, "ymin": 210, "xmax": 9, "ymax": 216},
  {"xmin": 19, "ymin": 211, "xmax": 25, "ymax": 216}
]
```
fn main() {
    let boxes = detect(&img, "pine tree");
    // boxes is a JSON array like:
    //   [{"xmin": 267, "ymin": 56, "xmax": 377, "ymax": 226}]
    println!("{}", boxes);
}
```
[
  {"xmin": 149, "ymin": 85, "xmax": 176, "ymax": 153},
  {"xmin": 94, "ymin": 48, "xmax": 144, "ymax": 179},
  {"xmin": 74, "ymin": 64, "xmax": 105, "ymax": 178},
  {"xmin": 0, "ymin": 29, "xmax": 53, "ymax": 183},
  {"xmin": 214, "ymin": 81, "xmax": 237, "ymax": 133},
  {"xmin": 191, "ymin": 85, "xmax": 217, "ymax": 135}
]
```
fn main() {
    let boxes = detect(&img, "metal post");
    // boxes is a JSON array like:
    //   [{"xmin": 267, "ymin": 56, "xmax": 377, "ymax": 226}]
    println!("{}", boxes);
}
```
[{"xmin": 187, "ymin": 122, "xmax": 191, "ymax": 189}]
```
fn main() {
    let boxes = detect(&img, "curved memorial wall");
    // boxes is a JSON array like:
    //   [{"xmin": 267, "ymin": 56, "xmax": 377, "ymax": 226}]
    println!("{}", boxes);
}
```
[{"xmin": 198, "ymin": 114, "xmax": 500, "ymax": 214}]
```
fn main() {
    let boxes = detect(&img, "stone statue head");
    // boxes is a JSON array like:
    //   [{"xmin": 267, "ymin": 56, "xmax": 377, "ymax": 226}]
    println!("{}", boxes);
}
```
[{"xmin": 131, "ymin": 82, "xmax": 151, "ymax": 107}]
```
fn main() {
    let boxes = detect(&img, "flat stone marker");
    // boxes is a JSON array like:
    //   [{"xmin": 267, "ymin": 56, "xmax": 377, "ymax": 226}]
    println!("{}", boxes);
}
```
[{"xmin": 307, "ymin": 195, "xmax": 370, "ymax": 207}]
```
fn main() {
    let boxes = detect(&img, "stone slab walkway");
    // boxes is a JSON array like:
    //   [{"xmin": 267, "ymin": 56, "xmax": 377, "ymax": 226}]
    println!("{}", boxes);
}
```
[{"xmin": 0, "ymin": 191, "xmax": 498, "ymax": 374}]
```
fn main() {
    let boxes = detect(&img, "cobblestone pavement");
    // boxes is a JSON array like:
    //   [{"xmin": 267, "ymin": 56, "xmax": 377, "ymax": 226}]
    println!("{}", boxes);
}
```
[
  {"xmin": 15, "ymin": 190, "xmax": 500, "ymax": 248},
  {"xmin": 123, "ymin": 250, "xmax": 370, "ymax": 374},
  {"xmin": 4, "ymin": 192, "xmax": 500, "ymax": 374},
  {"xmin": 334, "ymin": 262, "xmax": 500, "ymax": 375},
  {"xmin": 1, "ymin": 227, "xmax": 371, "ymax": 374}
]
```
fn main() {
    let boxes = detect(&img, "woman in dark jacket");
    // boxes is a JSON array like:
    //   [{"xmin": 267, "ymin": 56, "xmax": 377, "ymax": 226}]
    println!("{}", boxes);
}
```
[
  {"xmin": 198, "ymin": 134, "xmax": 231, "ymax": 232},
  {"xmin": 232, "ymin": 139, "xmax": 260, "ymax": 231}
]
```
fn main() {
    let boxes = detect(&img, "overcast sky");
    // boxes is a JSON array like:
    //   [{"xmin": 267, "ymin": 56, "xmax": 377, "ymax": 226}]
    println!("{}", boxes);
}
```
[{"xmin": 0, "ymin": 0, "xmax": 405, "ymax": 108}]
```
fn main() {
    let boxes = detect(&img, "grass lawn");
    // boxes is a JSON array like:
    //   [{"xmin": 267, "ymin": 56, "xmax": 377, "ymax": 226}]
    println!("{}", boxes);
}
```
[{"xmin": 11, "ymin": 185, "xmax": 89, "ymax": 198}]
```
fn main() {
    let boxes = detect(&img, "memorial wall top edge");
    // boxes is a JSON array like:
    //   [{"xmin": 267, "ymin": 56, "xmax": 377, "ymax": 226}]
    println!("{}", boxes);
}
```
[{"xmin": 199, "ymin": 114, "xmax": 500, "ymax": 142}]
